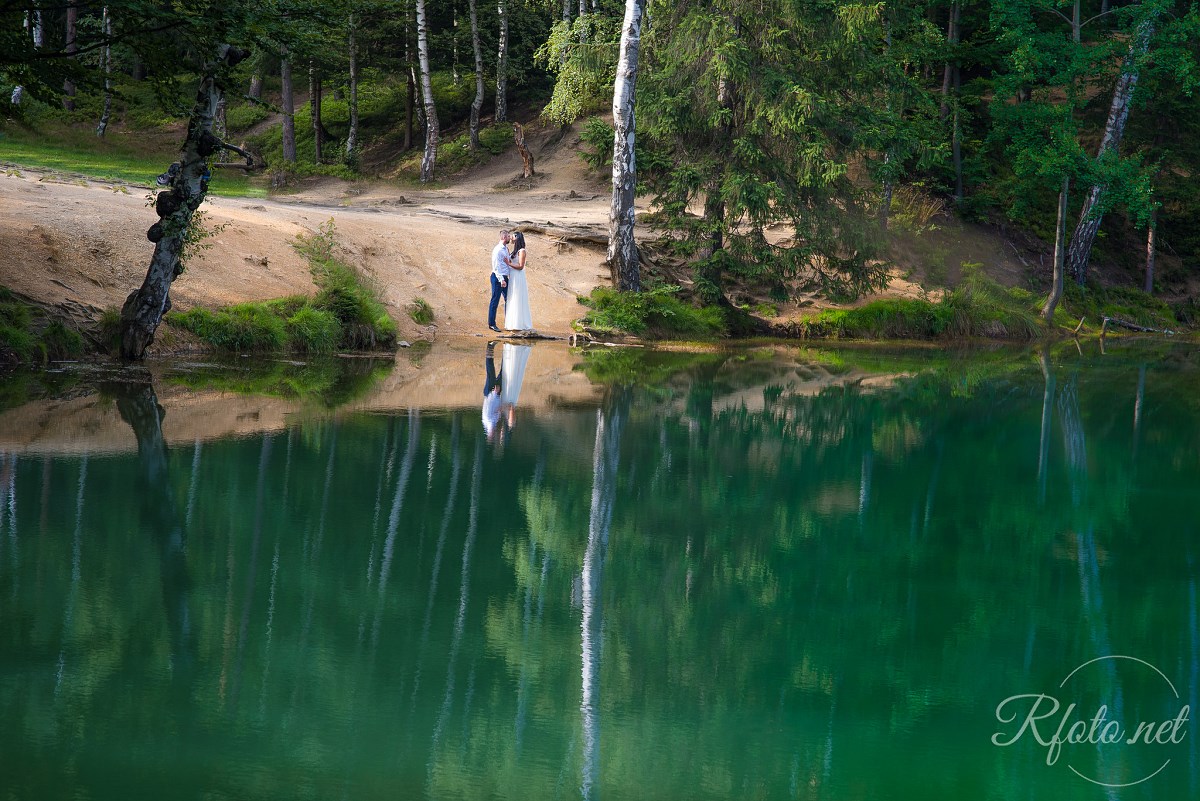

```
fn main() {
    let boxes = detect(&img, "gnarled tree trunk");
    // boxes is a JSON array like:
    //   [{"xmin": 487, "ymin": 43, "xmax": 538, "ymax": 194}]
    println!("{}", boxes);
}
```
[
  {"xmin": 119, "ymin": 46, "xmax": 250, "ymax": 360},
  {"xmin": 514, "ymin": 122, "xmax": 535, "ymax": 178},
  {"xmin": 607, "ymin": 0, "xmax": 645, "ymax": 293}
]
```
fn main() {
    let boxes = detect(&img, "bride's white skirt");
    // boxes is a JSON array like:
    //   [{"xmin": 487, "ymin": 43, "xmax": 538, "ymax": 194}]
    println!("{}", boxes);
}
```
[{"xmin": 504, "ymin": 269, "xmax": 533, "ymax": 331}]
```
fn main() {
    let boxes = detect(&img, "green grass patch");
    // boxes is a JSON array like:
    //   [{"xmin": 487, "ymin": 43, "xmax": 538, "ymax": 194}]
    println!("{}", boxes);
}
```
[
  {"xmin": 0, "ymin": 123, "xmax": 267, "ymax": 197},
  {"xmin": 408, "ymin": 298, "xmax": 434, "ymax": 325},
  {"xmin": 796, "ymin": 265, "xmax": 1042, "ymax": 341},
  {"xmin": 167, "ymin": 219, "xmax": 397, "ymax": 353},
  {"xmin": 0, "ymin": 287, "xmax": 87, "ymax": 365},
  {"xmin": 578, "ymin": 285, "xmax": 727, "ymax": 339},
  {"xmin": 1061, "ymin": 282, "xmax": 1179, "ymax": 332}
]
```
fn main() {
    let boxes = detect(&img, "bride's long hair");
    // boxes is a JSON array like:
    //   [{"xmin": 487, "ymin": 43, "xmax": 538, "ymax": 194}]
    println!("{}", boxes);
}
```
[{"xmin": 511, "ymin": 232, "xmax": 527, "ymax": 253}]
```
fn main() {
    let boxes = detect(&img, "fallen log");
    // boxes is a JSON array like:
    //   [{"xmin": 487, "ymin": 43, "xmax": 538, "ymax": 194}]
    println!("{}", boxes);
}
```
[{"xmin": 1100, "ymin": 316, "xmax": 1175, "ymax": 336}]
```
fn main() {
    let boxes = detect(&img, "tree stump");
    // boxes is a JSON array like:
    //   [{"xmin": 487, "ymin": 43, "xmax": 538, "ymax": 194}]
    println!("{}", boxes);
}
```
[{"xmin": 514, "ymin": 122, "xmax": 535, "ymax": 179}]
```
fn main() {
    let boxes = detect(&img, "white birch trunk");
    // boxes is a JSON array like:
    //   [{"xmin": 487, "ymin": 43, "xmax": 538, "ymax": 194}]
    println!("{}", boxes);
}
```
[
  {"xmin": 468, "ymin": 0, "xmax": 485, "ymax": 149},
  {"xmin": 496, "ymin": 0, "xmax": 510, "ymax": 122},
  {"xmin": 1144, "ymin": 208, "xmax": 1157, "ymax": 294},
  {"xmin": 607, "ymin": 0, "xmax": 645, "ymax": 293},
  {"xmin": 346, "ymin": 14, "xmax": 360, "ymax": 163},
  {"xmin": 1066, "ymin": 11, "xmax": 1158, "ymax": 284},
  {"xmin": 416, "ymin": 0, "xmax": 440, "ymax": 182},
  {"xmin": 96, "ymin": 7, "xmax": 113, "ymax": 136}
]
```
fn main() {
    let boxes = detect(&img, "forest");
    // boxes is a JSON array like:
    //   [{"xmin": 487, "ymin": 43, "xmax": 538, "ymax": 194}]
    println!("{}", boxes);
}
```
[{"xmin": 2, "ymin": 0, "xmax": 1199, "ymax": 345}]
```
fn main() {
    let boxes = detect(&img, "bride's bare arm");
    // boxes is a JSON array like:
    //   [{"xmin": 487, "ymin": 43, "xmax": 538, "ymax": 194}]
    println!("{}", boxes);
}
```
[{"xmin": 512, "ymin": 249, "xmax": 527, "ymax": 270}]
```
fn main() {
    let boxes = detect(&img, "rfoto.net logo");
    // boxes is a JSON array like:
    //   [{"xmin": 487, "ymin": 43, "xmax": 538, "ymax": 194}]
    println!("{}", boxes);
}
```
[{"xmin": 992, "ymin": 655, "xmax": 1190, "ymax": 788}]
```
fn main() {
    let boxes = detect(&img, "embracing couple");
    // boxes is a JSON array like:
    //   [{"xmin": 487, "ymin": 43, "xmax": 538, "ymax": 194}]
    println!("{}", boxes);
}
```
[{"xmin": 487, "ymin": 228, "xmax": 533, "ymax": 333}]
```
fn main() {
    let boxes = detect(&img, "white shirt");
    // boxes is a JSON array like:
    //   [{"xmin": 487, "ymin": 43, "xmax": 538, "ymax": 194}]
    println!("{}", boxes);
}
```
[
  {"xmin": 482, "ymin": 391, "xmax": 501, "ymax": 435},
  {"xmin": 491, "ymin": 242, "xmax": 511, "ymax": 278}
]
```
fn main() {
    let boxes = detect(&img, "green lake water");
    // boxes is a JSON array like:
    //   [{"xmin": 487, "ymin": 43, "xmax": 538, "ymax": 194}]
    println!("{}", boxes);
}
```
[{"xmin": 1, "ymin": 341, "xmax": 1198, "ymax": 800}]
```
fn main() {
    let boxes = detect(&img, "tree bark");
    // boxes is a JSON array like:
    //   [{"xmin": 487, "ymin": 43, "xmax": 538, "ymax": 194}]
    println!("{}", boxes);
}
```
[
  {"xmin": 309, "ymin": 60, "xmax": 323, "ymax": 164},
  {"xmin": 248, "ymin": 74, "xmax": 263, "ymax": 100},
  {"xmin": 496, "ymin": 0, "xmax": 509, "ymax": 122},
  {"xmin": 1066, "ymin": 11, "xmax": 1158, "ymax": 285},
  {"xmin": 1042, "ymin": 176, "xmax": 1069, "ymax": 323},
  {"xmin": 1144, "ymin": 207, "xmax": 1157, "ymax": 294},
  {"xmin": 63, "ymin": 1, "xmax": 78, "ymax": 110},
  {"xmin": 514, "ymin": 122, "xmax": 535, "ymax": 178},
  {"xmin": 607, "ymin": 0, "xmax": 645, "ymax": 293},
  {"xmin": 119, "ymin": 45, "xmax": 249, "ymax": 360},
  {"xmin": 281, "ymin": 50, "xmax": 297, "ymax": 163},
  {"xmin": 578, "ymin": 0, "xmax": 588, "ymax": 42},
  {"xmin": 416, "ymin": 0, "xmax": 440, "ymax": 182},
  {"xmin": 467, "ymin": 0, "xmax": 485, "ymax": 149},
  {"xmin": 939, "ymin": 1, "xmax": 959, "ymax": 121},
  {"xmin": 96, "ymin": 7, "xmax": 112, "ymax": 136},
  {"xmin": 346, "ymin": 15, "xmax": 360, "ymax": 163}
]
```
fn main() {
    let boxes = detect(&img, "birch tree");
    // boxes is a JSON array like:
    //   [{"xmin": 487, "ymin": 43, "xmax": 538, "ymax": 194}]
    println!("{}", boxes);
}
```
[
  {"xmin": 345, "ymin": 11, "xmax": 360, "ymax": 164},
  {"xmin": 95, "ymin": 7, "xmax": 112, "ymax": 136},
  {"xmin": 607, "ymin": 0, "xmax": 645, "ymax": 293},
  {"xmin": 496, "ymin": 0, "xmax": 509, "ymax": 122},
  {"xmin": 467, "ymin": 0, "xmax": 485, "ymax": 149},
  {"xmin": 416, "ymin": 0, "xmax": 440, "ymax": 182},
  {"xmin": 1065, "ymin": 4, "xmax": 1162, "ymax": 285}
]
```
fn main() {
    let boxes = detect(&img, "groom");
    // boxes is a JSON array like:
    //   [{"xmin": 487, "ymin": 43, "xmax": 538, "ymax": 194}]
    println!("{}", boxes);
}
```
[{"xmin": 488, "ymin": 228, "xmax": 513, "ymax": 332}]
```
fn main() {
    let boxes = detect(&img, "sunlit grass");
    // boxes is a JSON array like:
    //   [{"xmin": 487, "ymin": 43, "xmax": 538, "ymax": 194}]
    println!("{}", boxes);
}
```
[{"xmin": 0, "ymin": 125, "xmax": 268, "ymax": 198}]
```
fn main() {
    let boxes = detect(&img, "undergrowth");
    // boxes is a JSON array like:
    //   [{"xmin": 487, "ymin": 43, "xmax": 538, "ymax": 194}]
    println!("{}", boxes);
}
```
[
  {"xmin": 577, "ymin": 285, "xmax": 727, "ymax": 339},
  {"xmin": 0, "ymin": 288, "xmax": 86, "ymax": 366}
]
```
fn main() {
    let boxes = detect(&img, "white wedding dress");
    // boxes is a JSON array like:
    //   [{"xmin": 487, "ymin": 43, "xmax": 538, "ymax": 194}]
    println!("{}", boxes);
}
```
[
  {"xmin": 501, "ymin": 343, "xmax": 532, "ymax": 409},
  {"xmin": 504, "ymin": 250, "xmax": 533, "ymax": 331}
]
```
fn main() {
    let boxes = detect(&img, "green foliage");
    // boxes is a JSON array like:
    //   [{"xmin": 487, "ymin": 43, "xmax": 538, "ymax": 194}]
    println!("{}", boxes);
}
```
[
  {"xmin": 408, "ymin": 298, "xmax": 434, "ymax": 326},
  {"xmin": 536, "ymin": 19, "xmax": 621, "ymax": 126},
  {"xmin": 40, "ymin": 321, "xmax": 85, "ymax": 360},
  {"xmin": 579, "ymin": 117, "xmax": 614, "ymax": 171},
  {"xmin": 169, "ymin": 305, "xmax": 288, "ymax": 351},
  {"xmin": 166, "ymin": 356, "xmax": 393, "ymax": 407},
  {"xmin": 578, "ymin": 286, "xmax": 727, "ymax": 339},
  {"xmin": 225, "ymin": 102, "xmax": 270, "ymax": 131}
]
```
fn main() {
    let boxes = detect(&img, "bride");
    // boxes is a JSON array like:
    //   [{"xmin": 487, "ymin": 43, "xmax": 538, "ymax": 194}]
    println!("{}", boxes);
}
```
[{"xmin": 504, "ymin": 232, "xmax": 533, "ymax": 331}]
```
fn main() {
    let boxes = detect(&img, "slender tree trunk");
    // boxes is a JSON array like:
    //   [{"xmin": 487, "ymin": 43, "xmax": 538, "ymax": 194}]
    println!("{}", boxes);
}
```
[
  {"xmin": 468, "ymin": 0, "xmax": 485, "ymax": 149},
  {"xmin": 346, "ymin": 15, "xmax": 360, "ymax": 163},
  {"xmin": 579, "ymin": 0, "xmax": 588, "ymax": 42},
  {"xmin": 248, "ymin": 74, "xmax": 263, "ymax": 100},
  {"xmin": 1144, "ymin": 207, "xmax": 1157, "ymax": 294},
  {"xmin": 496, "ymin": 0, "xmax": 510, "ymax": 122},
  {"xmin": 63, "ymin": 2, "xmax": 78, "ymax": 110},
  {"xmin": 96, "ymin": 7, "xmax": 113, "ymax": 136},
  {"xmin": 416, "ymin": 0, "xmax": 440, "ymax": 182},
  {"xmin": 405, "ymin": 65, "xmax": 416, "ymax": 150},
  {"xmin": 1042, "ymin": 176, "xmax": 1069, "ymax": 323},
  {"xmin": 119, "ymin": 46, "xmax": 249, "ymax": 360},
  {"xmin": 452, "ymin": 1, "xmax": 461, "ymax": 83},
  {"xmin": 939, "ymin": 1, "xmax": 959, "ymax": 120},
  {"xmin": 607, "ymin": 0, "xmax": 645, "ymax": 293},
  {"xmin": 281, "ymin": 50, "xmax": 297, "ymax": 163},
  {"xmin": 1066, "ymin": 11, "xmax": 1159, "ymax": 285},
  {"xmin": 309, "ymin": 61, "xmax": 323, "ymax": 164}
]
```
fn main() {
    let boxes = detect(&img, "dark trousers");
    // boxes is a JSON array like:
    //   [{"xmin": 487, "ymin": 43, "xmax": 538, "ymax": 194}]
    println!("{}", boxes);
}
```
[
  {"xmin": 484, "ymin": 345, "xmax": 500, "ymax": 396},
  {"xmin": 488, "ymin": 273, "xmax": 508, "ymax": 327}
]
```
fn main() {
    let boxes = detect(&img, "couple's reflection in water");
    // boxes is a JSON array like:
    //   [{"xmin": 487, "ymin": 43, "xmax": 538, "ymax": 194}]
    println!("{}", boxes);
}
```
[{"xmin": 483, "ymin": 340, "xmax": 533, "ymax": 443}]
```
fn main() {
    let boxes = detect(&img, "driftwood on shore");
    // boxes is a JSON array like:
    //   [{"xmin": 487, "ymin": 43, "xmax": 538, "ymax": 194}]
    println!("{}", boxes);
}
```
[{"xmin": 1100, "ymin": 316, "xmax": 1175, "ymax": 336}]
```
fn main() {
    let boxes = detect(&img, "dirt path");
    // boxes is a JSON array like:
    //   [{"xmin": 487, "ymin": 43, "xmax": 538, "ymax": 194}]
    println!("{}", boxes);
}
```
[{"xmin": 0, "ymin": 125, "xmax": 614, "ymax": 346}]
